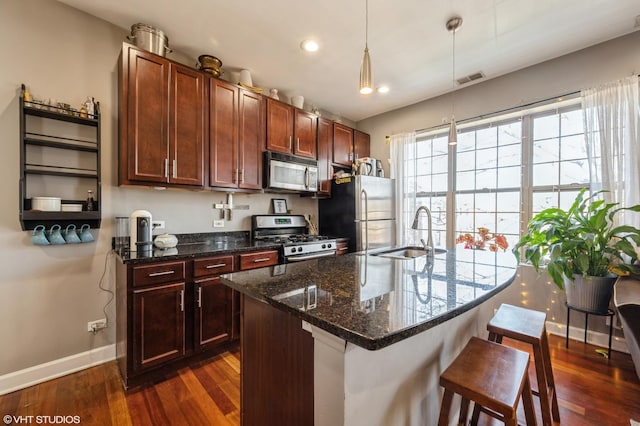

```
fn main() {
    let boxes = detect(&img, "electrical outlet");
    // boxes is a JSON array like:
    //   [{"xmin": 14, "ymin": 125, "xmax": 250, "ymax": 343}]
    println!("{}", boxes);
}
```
[
  {"xmin": 152, "ymin": 220, "xmax": 165, "ymax": 230},
  {"xmin": 213, "ymin": 220, "xmax": 224, "ymax": 228},
  {"xmin": 87, "ymin": 318, "xmax": 107, "ymax": 333}
]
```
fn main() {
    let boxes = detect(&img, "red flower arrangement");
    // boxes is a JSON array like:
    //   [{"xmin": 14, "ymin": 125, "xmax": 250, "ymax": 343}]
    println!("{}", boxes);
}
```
[{"xmin": 456, "ymin": 227, "xmax": 509, "ymax": 252}]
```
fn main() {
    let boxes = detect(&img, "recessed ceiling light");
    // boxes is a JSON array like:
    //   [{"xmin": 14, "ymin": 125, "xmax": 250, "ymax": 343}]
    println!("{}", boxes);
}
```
[
  {"xmin": 377, "ymin": 86, "xmax": 390, "ymax": 94},
  {"xmin": 300, "ymin": 40, "xmax": 319, "ymax": 52}
]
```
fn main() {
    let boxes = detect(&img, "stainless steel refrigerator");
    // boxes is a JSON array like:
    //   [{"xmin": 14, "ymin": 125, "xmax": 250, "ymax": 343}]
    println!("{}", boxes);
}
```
[{"xmin": 319, "ymin": 175, "xmax": 395, "ymax": 253}]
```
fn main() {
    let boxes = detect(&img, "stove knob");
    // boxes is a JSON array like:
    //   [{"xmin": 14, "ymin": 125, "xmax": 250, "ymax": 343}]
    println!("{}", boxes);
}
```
[
  {"xmin": 297, "ymin": 247, "xmax": 303, "ymax": 252},
  {"xmin": 321, "ymin": 244, "xmax": 326, "ymax": 249},
  {"xmin": 327, "ymin": 243, "xmax": 333, "ymax": 249},
  {"xmin": 290, "ymin": 247, "xmax": 297, "ymax": 254}
]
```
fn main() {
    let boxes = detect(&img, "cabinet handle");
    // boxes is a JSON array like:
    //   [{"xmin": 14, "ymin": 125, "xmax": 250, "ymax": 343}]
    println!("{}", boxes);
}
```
[
  {"xmin": 297, "ymin": 137, "xmax": 300, "ymax": 150},
  {"xmin": 252, "ymin": 257, "xmax": 271, "ymax": 263},
  {"xmin": 148, "ymin": 270, "xmax": 175, "ymax": 277},
  {"xmin": 289, "ymin": 135, "xmax": 292, "ymax": 150},
  {"xmin": 180, "ymin": 289, "xmax": 185, "ymax": 312},
  {"xmin": 164, "ymin": 158, "xmax": 169, "ymax": 178},
  {"xmin": 338, "ymin": 247, "xmax": 348, "ymax": 252},
  {"xmin": 241, "ymin": 168, "xmax": 245, "ymax": 184},
  {"xmin": 234, "ymin": 168, "xmax": 239, "ymax": 183},
  {"xmin": 197, "ymin": 287, "xmax": 202, "ymax": 308},
  {"xmin": 172, "ymin": 159, "xmax": 177, "ymax": 179},
  {"xmin": 205, "ymin": 263, "xmax": 227, "ymax": 269}
]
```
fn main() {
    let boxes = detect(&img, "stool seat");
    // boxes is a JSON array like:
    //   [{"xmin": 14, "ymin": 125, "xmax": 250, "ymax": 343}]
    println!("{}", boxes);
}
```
[
  {"xmin": 487, "ymin": 304, "xmax": 560, "ymax": 426},
  {"xmin": 438, "ymin": 336, "xmax": 537, "ymax": 426}
]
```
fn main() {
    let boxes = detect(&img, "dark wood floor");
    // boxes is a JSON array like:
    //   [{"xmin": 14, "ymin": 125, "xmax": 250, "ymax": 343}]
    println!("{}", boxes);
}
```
[{"xmin": 1, "ymin": 335, "xmax": 639, "ymax": 425}]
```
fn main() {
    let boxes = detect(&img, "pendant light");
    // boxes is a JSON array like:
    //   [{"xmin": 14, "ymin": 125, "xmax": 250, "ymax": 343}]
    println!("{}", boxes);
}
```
[
  {"xmin": 359, "ymin": 0, "xmax": 373, "ymax": 94},
  {"xmin": 446, "ymin": 16, "xmax": 462, "ymax": 145}
]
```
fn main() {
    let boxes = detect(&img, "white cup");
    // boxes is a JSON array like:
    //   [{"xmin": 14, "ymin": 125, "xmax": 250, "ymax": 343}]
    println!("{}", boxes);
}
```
[
  {"xmin": 239, "ymin": 69, "xmax": 253, "ymax": 86},
  {"xmin": 291, "ymin": 95, "xmax": 304, "ymax": 109}
]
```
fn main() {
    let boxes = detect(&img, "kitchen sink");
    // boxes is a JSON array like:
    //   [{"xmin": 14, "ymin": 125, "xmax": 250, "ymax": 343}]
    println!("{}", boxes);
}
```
[{"xmin": 372, "ymin": 246, "xmax": 446, "ymax": 259}]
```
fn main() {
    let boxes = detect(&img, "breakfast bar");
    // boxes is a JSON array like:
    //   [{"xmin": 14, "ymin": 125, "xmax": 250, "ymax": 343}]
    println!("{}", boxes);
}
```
[{"xmin": 220, "ymin": 247, "xmax": 518, "ymax": 426}]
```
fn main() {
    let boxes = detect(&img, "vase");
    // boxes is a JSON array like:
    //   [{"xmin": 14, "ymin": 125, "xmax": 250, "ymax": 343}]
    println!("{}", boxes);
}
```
[
  {"xmin": 564, "ymin": 274, "xmax": 617, "ymax": 314},
  {"xmin": 269, "ymin": 89, "xmax": 279, "ymax": 100}
]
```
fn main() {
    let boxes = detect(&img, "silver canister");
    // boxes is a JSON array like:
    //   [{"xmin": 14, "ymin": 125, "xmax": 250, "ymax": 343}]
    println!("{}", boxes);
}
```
[{"xmin": 127, "ymin": 23, "xmax": 171, "ymax": 57}]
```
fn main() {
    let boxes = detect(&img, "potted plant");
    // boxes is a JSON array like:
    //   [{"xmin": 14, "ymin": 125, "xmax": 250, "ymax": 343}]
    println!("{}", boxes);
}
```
[{"xmin": 513, "ymin": 188, "xmax": 640, "ymax": 314}]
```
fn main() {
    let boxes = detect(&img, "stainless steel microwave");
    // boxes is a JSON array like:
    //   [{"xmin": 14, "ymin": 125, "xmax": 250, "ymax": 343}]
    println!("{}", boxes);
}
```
[{"xmin": 264, "ymin": 151, "xmax": 318, "ymax": 193}]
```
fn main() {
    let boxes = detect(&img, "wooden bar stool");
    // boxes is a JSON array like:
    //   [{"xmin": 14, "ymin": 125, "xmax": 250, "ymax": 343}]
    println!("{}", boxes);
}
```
[
  {"xmin": 486, "ymin": 304, "xmax": 560, "ymax": 426},
  {"xmin": 438, "ymin": 336, "xmax": 537, "ymax": 426}
]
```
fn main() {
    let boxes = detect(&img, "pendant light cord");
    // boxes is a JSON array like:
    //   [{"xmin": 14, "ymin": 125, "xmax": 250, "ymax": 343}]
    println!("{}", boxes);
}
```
[
  {"xmin": 365, "ymin": 0, "xmax": 369, "ymax": 48},
  {"xmin": 451, "ymin": 28, "xmax": 456, "ymax": 118}
]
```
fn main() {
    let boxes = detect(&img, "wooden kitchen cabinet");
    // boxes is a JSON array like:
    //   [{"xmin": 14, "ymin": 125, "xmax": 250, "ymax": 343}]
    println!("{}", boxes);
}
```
[
  {"xmin": 317, "ymin": 117, "xmax": 333, "ymax": 196},
  {"xmin": 239, "ymin": 249, "xmax": 279, "ymax": 270},
  {"xmin": 354, "ymin": 129, "xmax": 371, "ymax": 161},
  {"xmin": 193, "ymin": 255, "xmax": 234, "ymax": 350},
  {"xmin": 208, "ymin": 80, "xmax": 264, "ymax": 190},
  {"xmin": 119, "ymin": 43, "xmax": 204, "ymax": 188},
  {"xmin": 266, "ymin": 98, "xmax": 317, "ymax": 159},
  {"xmin": 333, "ymin": 122, "xmax": 354, "ymax": 167},
  {"xmin": 336, "ymin": 241, "xmax": 349, "ymax": 255},
  {"xmin": 133, "ymin": 282, "xmax": 185, "ymax": 371}
]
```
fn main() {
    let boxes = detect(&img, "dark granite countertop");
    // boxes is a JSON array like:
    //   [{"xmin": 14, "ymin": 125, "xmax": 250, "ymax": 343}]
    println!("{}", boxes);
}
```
[
  {"xmin": 116, "ymin": 231, "xmax": 281, "ymax": 264},
  {"xmin": 220, "ymin": 247, "xmax": 517, "ymax": 350}
]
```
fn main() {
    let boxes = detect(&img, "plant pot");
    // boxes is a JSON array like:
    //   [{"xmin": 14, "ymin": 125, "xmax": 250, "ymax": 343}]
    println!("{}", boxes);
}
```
[{"xmin": 564, "ymin": 274, "xmax": 616, "ymax": 314}]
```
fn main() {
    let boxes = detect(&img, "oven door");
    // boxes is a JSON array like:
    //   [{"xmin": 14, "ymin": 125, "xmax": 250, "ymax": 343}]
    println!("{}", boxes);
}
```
[{"xmin": 285, "ymin": 250, "xmax": 336, "ymax": 263}]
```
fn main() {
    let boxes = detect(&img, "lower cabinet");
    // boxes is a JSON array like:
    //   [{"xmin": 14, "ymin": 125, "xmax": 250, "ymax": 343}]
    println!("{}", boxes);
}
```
[
  {"xmin": 116, "ymin": 249, "xmax": 276, "ymax": 389},
  {"xmin": 133, "ymin": 282, "xmax": 185, "ymax": 371}
]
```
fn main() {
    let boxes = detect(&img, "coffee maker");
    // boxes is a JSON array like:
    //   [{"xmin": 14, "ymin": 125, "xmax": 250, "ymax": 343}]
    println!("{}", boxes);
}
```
[{"xmin": 130, "ymin": 209, "xmax": 153, "ymax": 252}]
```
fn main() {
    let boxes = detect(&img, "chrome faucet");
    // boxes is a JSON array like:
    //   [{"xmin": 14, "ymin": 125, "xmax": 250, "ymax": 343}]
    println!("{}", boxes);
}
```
[{"xmin": 411, "ymin": 206, "xmax": 434, "ymax": 253}]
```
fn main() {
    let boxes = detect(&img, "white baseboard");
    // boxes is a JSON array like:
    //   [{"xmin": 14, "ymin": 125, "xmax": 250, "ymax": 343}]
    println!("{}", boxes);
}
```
[
  {"xmin": 0, "ymin": 344, "xmax": 115, "ymax": 396},
  {"xmin": 546, "ymin": 320, "xmax": 629, "ymax": 354}
]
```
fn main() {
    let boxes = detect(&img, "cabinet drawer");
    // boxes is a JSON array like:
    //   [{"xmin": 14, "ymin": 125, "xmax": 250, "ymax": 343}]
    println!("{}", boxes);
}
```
[
  {"xmin": 194, "ymin": 255, "xmax": 235, "ymax": 278},
  {"xmin": 239, "ymin": 250, "xmax": 279, "ymax": 270},
  {"xmin": 132, "ymin": 261, "xmax": 185, "ymax": 288},
  {"xmin": 336, "ymin": 242, "xmax": 349, "ymax": 255}
]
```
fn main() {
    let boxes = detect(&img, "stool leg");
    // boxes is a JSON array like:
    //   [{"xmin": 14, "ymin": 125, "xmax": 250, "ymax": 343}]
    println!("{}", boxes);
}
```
[
  {"xmin": 532, "ymin": 341, "xmax": 552, "ymax": 426},
  {"xmin": 471, "ymin": 402, "xmax": 481, "ymax": 425},
  {"xmin": 608, "ymin": 312, "xmax": 613, "ymax": 359},
  {"xmin": 459, "ymin": 397, "xmax": 470, "ymax": 425},
  {"xmin": 541, "ymin": 330, "xmax": 560, "ymax": 422},
  {"xmin": 522, "ymin": 375, "xmax": 538, "ymax": 426},
  {"xmin": 438, "ymin": 389, "xmax": 455, "ymax": 426},
  {"xmin": 584, "ymin": 313, "xmax": 589, "ymax": 344},
  {"xmin": 566, "ymin": 306, "xmax": 570, "ymax": 349}
]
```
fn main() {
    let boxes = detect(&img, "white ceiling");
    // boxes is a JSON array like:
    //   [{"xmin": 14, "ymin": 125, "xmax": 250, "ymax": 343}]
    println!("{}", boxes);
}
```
[{"xmin": 57, "ymin": 0, "xmax": 640, "ymax": 122}]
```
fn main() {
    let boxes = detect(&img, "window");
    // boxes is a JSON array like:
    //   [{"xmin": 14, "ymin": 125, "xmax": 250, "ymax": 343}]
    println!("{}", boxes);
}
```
[{"xmin": 409, "ymin": 101, "xmax": 588, "ymax": 252}]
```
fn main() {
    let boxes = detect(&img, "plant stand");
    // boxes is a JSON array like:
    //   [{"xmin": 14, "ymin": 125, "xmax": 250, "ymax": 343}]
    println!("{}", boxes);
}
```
[{"xmin": 565, "ymin": 303, "xmax": 614, "ymax": 359}]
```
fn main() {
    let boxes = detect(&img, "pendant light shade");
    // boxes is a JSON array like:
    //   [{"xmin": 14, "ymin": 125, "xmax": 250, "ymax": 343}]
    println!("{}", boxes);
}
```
[
  {"xmin": 448, "ymin": 118, "xmax": 458, "ymax": 145},
  {"xmin": 360, "ymin": 47, "xmax": 373, "ymax": 94},
  {"xmin": 359, "ymin": 0, "xmax": 373, "ymax": 94},
  {"xmin": 446, "ymin": 16, "xmax": 462, "ymax": 145}
]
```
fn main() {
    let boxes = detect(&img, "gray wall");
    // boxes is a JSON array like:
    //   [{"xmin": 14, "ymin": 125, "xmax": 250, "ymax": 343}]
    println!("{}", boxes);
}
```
[
  {"xmin": 357, "ymin": 30, "xmax": 640, "ymax": 336},
  {"xmin": 0, "ymin": 0, "xmax": 317, "ymax": 375}
]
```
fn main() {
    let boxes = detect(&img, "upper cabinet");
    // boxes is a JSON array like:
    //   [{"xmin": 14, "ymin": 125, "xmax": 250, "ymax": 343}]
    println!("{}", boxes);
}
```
[
  {"xmin": 119, "ymin": 44, "xmax": 204, "ymax": 188},
  {"xmin": 266, "ymin": 98, "xmax": 316, "ymax": 159},
  {"xmin": 208, "ymin": 78, "xmax": 264, "ymax": 190},
  {"xmin": 354, "ymin": 130, "xmax": 370, "ymax": 161},
  {"xmin": 333, "ymin": 123, "xmax": 353, "ymax": 167},
  {"xmin": 317, "ymin": 117, "xmax": 333, "ymax": 197}
]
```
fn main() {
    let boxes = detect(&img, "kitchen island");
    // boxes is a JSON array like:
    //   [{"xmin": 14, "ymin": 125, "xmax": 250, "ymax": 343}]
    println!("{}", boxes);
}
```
[{"xmin": 220, "ymin": 247, "xmax": 518, "ymax": 426}]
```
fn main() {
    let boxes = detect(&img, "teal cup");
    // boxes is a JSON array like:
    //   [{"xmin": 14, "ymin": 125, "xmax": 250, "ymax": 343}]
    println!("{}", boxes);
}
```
[
  {"xmin": 80, "ymin": 224, "xmax": 94, "ymax": 243},
  {"xmin": 48, "ymin": 224, "xmax": 66, "ymax": 245},
  {"xmin": 64, "ymin": 224, "xmax": 81, "ymax": 244},
  {"xmin": 31, "ymin": 225, "xmax": 50, "ymax": 245}
]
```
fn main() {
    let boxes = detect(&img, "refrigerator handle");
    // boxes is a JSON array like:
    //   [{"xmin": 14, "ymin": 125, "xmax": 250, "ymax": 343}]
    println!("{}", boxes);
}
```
[{"xmin": 361, "ymin": 189, "xmax": 369, "ymax": 251}]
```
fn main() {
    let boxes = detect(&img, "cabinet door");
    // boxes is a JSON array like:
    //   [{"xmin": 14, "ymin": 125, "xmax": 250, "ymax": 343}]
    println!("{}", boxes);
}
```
[
  {"xmin": 238, "ymin": 89, "xmax": 265, "ymax": 190},
  {"xmin": 169, "ymin": 64, "xmax": 204, "ymax": 186},
  {"xmin": 133, "ymin": 282, "xmax": 185, "ymax": 371},
  {"xmin": 209, "ymin": 79, "xmax": 239, "ymax": 188},
  {"xmin": 266, "ymin": 98, "xmax": 293, "ymax": 154},
  {"xmin": 125, "ymin": 48, "xmax": 170, "ymax": 183},
  {"xmin": 294, "ymin": 109, "xmax": 317, "ymax": 159},
  {"xmin": 354, "ymin": 130, "xmax": 370, "ymax": 161},
  {"xmin": 317, "ymin": 117, "xmax": 333, "ymax": 196},
  {"xmin": 196, "ymin": 277, "xmax": 232, "ymax": 350},
  {"xmin": 333, "ymin": 123, "xmax": 353, "ymax": 167}
]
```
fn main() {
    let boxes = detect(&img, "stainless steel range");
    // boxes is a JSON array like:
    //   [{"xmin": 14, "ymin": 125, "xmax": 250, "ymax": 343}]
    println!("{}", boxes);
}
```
[{"xmin": 252, "ymin": 215, "xmax": 337, "ymax": 262}]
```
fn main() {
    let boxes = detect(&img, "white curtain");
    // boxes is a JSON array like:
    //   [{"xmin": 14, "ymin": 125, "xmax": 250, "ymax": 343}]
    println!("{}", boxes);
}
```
[
  {"xmin": 389, "ymin": 132, "xmax": 417, "ymax": 247},
  {"xmin": 582, "ymin": 75, "xmax": 640, "ymax": 229}
]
